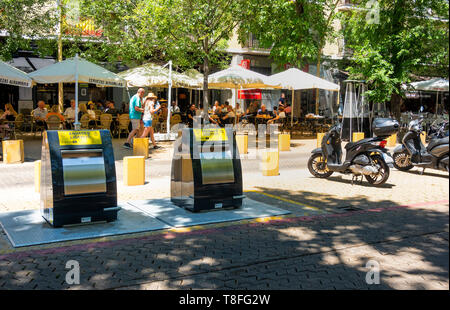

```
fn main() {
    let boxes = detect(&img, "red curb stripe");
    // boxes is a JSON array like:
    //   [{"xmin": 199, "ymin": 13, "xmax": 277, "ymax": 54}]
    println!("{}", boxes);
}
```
[{"xmin": 0, "ymin": 199, "xmax": 448, "ymax": 261}]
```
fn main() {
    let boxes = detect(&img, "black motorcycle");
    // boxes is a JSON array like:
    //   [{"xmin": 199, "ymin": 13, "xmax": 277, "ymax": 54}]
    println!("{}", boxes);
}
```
[
  {"xmin": 393, "ymin": 116, "xmax": 449, "ymax": 173},
  {"xmin": 308, "ymin": 118, "xmax": 399, "ymax": 186}
]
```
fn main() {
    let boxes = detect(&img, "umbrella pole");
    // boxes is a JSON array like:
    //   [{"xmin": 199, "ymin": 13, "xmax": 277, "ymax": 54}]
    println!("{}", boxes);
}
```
[
  {"xmin": 166, "ymin": 60, "xmax": 172, "ymax": 135},
  {"xmin": 74, "ymin": 54, "xmax": 80, "ymax": 130},
  {"xmin": 291, "ymin": 88, "xmax": 294, "ymax": 127}
]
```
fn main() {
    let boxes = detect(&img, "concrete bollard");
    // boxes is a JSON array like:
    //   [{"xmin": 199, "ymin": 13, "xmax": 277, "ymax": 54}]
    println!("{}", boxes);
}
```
[
  {"xmin": 34, "ymin": 160, "xmax": 41, "ymax": 193},
  {"xmin": 420, "ymin": 131, "xmax": 427, "ymax": 145},
  {"xmin": 236, "ymin": 134, "xmax": 248, "ymax": 155},
  {"xmin": 317, "ymin": 132, "xmax": 326, "ymax": 148},
  {"xmin": 133, "ymin": 138, "xmax": 149, "ymax": 158},
  {"xmin": 278, "ymin": 133, "xmax": 290, "ymax": 151},
  {"xmin": 386, "ymin": 133, "xmax": 397, "ymax": 147},
  {"xmin": 2, "ymin": 140, "xmax": 24, "ymax": 164},
  {"xmin": 261, "ymin": 150, "xmax": 279, "ymax": 176},
  {"xmin": 123, "ymin": 156, "xmax": 145, "ymax": 186},
  {"xmin": 352, "ymin": 132, "xmax": 364, "ymax": 142}
]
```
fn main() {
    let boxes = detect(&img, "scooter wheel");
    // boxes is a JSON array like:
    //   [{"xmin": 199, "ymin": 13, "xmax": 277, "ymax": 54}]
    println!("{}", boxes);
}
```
[
  {"xmin": 365, "ymin": 154, "xmax": 390, "ymax": 186},
  {"xmin": 308, "ymin": 153, "xmax": 333, "ymax": 178},
  {"xmin": 393, "ymin": 151, "xmax": 414, "ymax": 171}
]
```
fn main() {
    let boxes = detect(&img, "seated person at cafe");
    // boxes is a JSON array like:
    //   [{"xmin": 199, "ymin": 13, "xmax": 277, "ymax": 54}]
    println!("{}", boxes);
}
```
[
  {"xmin": 246, "ymin": 101, "xmax": 258, "ymax": 116},
  {"xmin": 221, "ymin": 105, "xmax": 236, "ymax": 125},
  {"xmin": 268, "ymin": 106, "xmax": 286, "ymax": 124},
  {"xmin": 0, "ymin": 104, "xmax": 18, "ymax": 139},
  {"xmin": 104, "ymin": 101, "xmax": 118, "ymax": 116},
  {"xmin": 284, "ymin": 103, "xmax": 292, "ymax": 115},
  {"xmin": 64, "ymin": 100, "xmax": 76, "ymax": 128},
  {"xmin": 257, "ymin": 104, "xmax": 272, "ymax": 117},
  {"xmin": 46, "ymin": 105, "xmax": 65, "ymax": 122},
  {"xmin": 33, "ymin": 100, "xmax": 48, "ymax": 130},
  {"xmin": 186, "ymin": 104, "xmax": 196, "ymax": 128},
  {"xmin": 197, "ymin": 104, "xmax": 219, "ymax": 126},
  {"xmin": 235, "ymin": 103, "xmax": 244, "ymax": 122},
  {"xmin": 212, "ymin": 101, "xmax": 220, "ymax": 113},
  {"xmin": 78, "ymin": 103, "xmax": 96, "ymax": 127},
  {"xmin": 171, "ymin": 101, "xmax": 180, "ymax": 113}
]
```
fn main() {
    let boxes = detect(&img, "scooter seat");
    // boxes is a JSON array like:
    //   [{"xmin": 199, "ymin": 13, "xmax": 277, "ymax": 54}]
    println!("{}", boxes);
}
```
[
  {"xmin": 345, "ymin": 138, "xmax": 372, "ymax": 150},
  {"xmin": 427, "ymin": 136, "xmax": 449, "ymax": 151}
]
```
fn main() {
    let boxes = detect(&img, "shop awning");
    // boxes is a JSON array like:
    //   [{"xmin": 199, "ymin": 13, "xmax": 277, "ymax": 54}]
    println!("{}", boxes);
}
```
[{"xmin": 0, "ymin": 60, "xmax": 33, "ymax": 88}]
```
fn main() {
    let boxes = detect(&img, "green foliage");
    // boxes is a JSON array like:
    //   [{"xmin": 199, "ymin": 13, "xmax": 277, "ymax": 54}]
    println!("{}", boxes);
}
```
[
  {"xmin": 238, "ymin": 0, "xmax": 341, "ymax": 68},
  {"xmin": 0, "ymin": 0, "xmax": 57, "ymax": 60},
  {"xmin": 341, "ymin": 0, "xmax": 449, "ymax": 104}
]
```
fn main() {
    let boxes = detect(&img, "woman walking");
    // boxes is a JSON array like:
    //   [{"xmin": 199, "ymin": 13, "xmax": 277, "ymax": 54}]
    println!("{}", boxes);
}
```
[{"xmin": 140, "ymin": 93, "xmax": 161, "ymax": 149}]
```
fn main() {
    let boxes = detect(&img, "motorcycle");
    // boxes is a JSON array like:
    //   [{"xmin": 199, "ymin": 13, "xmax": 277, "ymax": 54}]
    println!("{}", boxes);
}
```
[
  {"xmin": 426, "ymin": 119, "xmax": 449, "ymax": 143},
  {"xmin": 393, "ymin": 116, "xmax": 449, "ymax": 173},
  {"xmin": 307, "ymin": 118, "xmax": 399, "ymax": 186}
]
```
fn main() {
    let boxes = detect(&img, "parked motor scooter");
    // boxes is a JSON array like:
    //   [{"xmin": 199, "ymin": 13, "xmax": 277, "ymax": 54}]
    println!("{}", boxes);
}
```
[
  {"xmin": 307, "ymin": 118, "xmax": 399, "ymax": 186},
  {"xmin": 393, "ymin": 116, "xmax": 449, "ymax": 173}
]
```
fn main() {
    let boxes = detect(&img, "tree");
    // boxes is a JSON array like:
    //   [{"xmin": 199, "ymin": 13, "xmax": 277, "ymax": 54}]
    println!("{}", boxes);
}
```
[
  {"xmin": 0, "ymin": 0, "xmax": 57, "ymax": 60},
  {"xmin": 341, "ymin": 0, "xmax": 449, "ymax": 119},
  {"xmin": 144, "ymin": 0, "xmax": 247, "ymax": 111},
  {"xmin": 238, "ymin": 0, "xmax": 342, "ymax": 114}
]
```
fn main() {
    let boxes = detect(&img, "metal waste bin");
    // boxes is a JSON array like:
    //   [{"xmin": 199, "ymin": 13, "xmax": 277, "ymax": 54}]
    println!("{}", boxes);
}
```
[
  {"xmin": 40, "ymin": 130, "xmax": 119, "ymax": 227},
  {"xmin": 171, "ymin": 127, "xmax": 244, "ymax": 212}
]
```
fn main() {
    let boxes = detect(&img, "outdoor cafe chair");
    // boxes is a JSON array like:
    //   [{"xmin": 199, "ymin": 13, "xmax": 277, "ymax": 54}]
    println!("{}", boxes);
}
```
[
  {"xmin": 170, "ymin": 114, "xmax": 182, "ymax": 126},
  {"xmin": 46, "ymin": 115, "xmax": 62, "ymax": 130},
  {"xmin": 117, "ymin": 114, "xmax": 130, "ymax": 138},
  {"xmin": 80, "ymin": 114, "xmax": 91, "ymax": 130},
  {"xmin": 98, "ymin": 113, "xmax": 113, "ymax": 131}
]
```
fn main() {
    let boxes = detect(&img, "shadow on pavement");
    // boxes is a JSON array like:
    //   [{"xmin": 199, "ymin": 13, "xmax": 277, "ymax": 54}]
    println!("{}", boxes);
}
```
[{"xmin": 0, "ymin": 187, "xmax": 447, "ymax": 290}]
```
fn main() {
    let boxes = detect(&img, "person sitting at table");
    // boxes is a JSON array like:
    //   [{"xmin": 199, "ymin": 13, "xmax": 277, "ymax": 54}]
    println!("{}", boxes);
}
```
[
  {"xmin": 46, "ymin": 105, "xmax": 65, "ymax": 123},
  {"xmin": 77, "ymin": 103, "xmax": 96, "ymax": 128},
  {"xmin": 104, "ymin": 101, "xmax": 118, "ymax": 116},
  {"xmin": 235, "ymin": 103, "xmax": 244, "ymax": 122},
  {"xmin": 186, "ymin": 104, "xmax": 196, "ymax": 128},
  {"xmin": 268, "ymin": 106, "xmax": 286, "ymax": 124},
  {"xmin": 171, "ymin": 101, "xmax": 180, "ymax": 113},
  {"xmin": 221, "ymin": 105, "xmax": 236, "ymax": 125},
  {"xmin": 212, "ymin": 101, "xmax": 220, "ymax": 113},
  {"xmin": 257, "ymin": 104, "xmax": 272, "ymax": 117},
  {"xmin": 246, "ymin": 101, "xmax": 258, "ymax": 116},
  {"xmin": 284, "ymin": 103, "xmax": 292, "ymax": 115},
  {"xmin": 64, "ymin": 100, "xmax": 76, "ymax": 128},
  {"xmin": 0, "ymin": 104, "xmax": 17, "ymax": 139},
  {"xmin": 33, "ymin": 100, "xmax": 48, "ymax": 130}
]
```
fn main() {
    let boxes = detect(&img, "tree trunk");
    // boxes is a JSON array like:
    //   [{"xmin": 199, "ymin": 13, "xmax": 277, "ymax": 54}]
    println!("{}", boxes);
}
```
[
  {"xmin": 203, "ymin": 56, "xmax": 210, "ymax": 116},
  {"xmin": 390, "ymin": 92, "xmax": 402, "ymax": 121}
]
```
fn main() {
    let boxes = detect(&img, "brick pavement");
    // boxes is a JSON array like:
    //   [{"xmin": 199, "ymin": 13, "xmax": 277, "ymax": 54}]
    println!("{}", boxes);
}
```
[{"xmin": 0, "ymin": 137, "xmax": 448, "ymax": 290}]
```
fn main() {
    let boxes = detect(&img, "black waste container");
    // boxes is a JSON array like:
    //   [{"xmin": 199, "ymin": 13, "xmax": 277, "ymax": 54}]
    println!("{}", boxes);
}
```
[
  {"xmin": 40, "ymin": 130, "xmax": 119, "ymax": 227},
  {"xmin": 171, "ymin": 127, "xmax": 244, "ymax": 212}
]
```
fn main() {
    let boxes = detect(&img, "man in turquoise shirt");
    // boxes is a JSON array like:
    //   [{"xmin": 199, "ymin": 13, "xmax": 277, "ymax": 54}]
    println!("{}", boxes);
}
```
[{"xmin": 123, "ymin": 88, "xmax": 145, "ymax": 149}]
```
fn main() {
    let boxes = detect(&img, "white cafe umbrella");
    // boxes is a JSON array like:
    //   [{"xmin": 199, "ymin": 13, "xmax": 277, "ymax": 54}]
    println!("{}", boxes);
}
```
[
  {"xmin": 405, "ymin": 78, "xmax": 449, "ymax": 114},
  {"xmin": 268, "ymin": 68, "xmax": 340, "ymax": 125},
  {"xmin": 0, "ymin": 60, "xmax": 33, "ymax": 88},
  {"xmin": 29, "ymin": 55, "xmax": 125, "ymax": 129},
  {"xmin": 208, "ymin": 66, "xmax": 280, "ymax": 115}
]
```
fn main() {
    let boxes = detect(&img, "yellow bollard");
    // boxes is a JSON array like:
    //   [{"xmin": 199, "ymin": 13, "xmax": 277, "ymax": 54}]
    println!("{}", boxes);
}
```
[
  {"xmin": 386, "ymin": 133, "xmax": 397, "ymax": 147},
  {"xmin": 123, "ymin": 156, "xmax": 145, "ymax": 186},
  {"xmin": 133, "ymin": 138, "xmax": 149, "ymax": 158},
  {"xmin": 2, "ymin": 140, "xmax": 24, "ymax": 164},
  {"xmin": 261, "ymin": 150, "xmax": 279, "ymax": 176},
  {"xmin": 278, "ymin": 133, "xmax": 290, "ymax": 151},
  {"xmin": 236, "ymin": 134, "xmax": 248, "ymax": 155},
  {"xmin": 352, "ymin": 132, "xmax": 364, "ymax": 142},
  {"xmin": 317, "ymin": 133, "xmax": 326, "ymax": 148},
  {"xmin": 420, "ymin": 131, "xmax": 427, "ymax": 145},
  {"xmin": 34, "ymin": 160, "xmax": 41, "ymax": 193}
]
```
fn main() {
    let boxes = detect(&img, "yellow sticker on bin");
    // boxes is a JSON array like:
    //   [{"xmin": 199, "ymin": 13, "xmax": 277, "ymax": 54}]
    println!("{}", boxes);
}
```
[
  {"xmin": 58, "ymin": 130, "xmax": 102, "ymax": 146},
  {"xmin": 193, "ymin": 128, "xmax": 228, "ymax": 142}
]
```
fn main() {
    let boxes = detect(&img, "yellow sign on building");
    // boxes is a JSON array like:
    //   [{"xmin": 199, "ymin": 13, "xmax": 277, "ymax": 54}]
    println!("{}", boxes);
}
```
[{"xmin": 58, "ymin": 131, "xmax": 102, "ymax": 146}]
